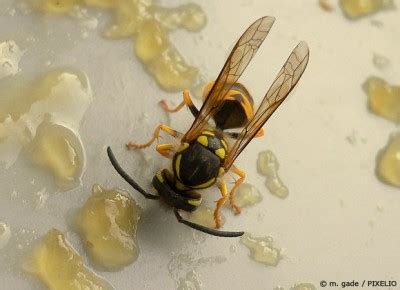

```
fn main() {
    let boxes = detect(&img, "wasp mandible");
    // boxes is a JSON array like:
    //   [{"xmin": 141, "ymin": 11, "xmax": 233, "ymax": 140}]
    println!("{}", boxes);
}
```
[{"xmin": 108, "ymin": 16, "xmax": 309, "ymax": 237}]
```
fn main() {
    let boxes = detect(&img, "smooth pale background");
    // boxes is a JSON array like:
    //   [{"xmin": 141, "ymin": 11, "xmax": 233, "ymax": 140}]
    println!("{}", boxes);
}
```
[{"xmin": 0, "ymin": 0, "xmax": 399, "ymax": 289}]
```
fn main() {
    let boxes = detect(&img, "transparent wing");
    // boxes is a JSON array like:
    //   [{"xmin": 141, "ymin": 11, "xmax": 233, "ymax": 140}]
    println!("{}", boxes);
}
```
[
  {"xmin": 223, "ymin": 41, "xmax": 310, "ymax": 170},
  {"xmin": 182, "ymin": 16, "xmax": 276, "ymax": 142}
]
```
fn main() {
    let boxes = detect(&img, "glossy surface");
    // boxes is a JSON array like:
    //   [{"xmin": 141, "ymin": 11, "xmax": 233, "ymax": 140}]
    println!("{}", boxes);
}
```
[
  {"xmin": 376, "ymin": 134, "xmax": 400, "ymax": 187},
  {"xmin": 340, "ymin": 0, "xmax": 394, "ymax": 18},
  {"xmin": 74, "ymin": 184, "xmax": 141, "ymax": 270},
  {"xmin": 0, "ymin": 1, "xmax": 399, "ymax": 289},
  {"xmin": 257, "ymin": 150, "xmax": 288, "ymax": 199},
  {"xmin": 23, "ymin": 229, "xmax": 112, "ymax": 290},
  {"xmin": 364, "ymin": 77, "xmax": 400, "ymax": 123},
  {"xmin": 29, "ymin": 0, "xmax": 206, "ymax": 92},
  {"xmin": 240, "ymin": 233, "xmax": 281, "ymax": 267}
]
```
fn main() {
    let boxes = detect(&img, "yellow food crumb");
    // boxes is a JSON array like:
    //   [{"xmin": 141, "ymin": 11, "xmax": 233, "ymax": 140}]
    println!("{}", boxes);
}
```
[
  {"xmin": 340, "ymin": 0, "xmax": 395, "ymax": 18},
  {"xmin": 240, "ymin": 233, "xmax": 281, "ymax": 267},
  {"xmin": 235, "ymin": 183, "xmax": 262, "ymax": 208},
  {"xmin": 23, "ymin": 228, "xmax": 112, "ymax": 290},
  {"xmin": 257, "ymin": 150, "xmax": 289, "ymax": 199},
  {"xmin": 27, "ymin": 120, "xmax": 84, "ymax": 191},
  {"xmin": 364, "ymin": 77, "xmax": 400, "ymax": 123},
  {"xmin": 376, "ymin": 133, "xmax": 400, "ymax": 188},
  {"xmin": 188, "ymin": 207, "xmax": 225, "ymax": 229},
  {"xmin": 29, "ymin": 0, "xmax": 207, "ymax": 92},
  {"xmin": 74, "ymin": 184, "xmax": 141, "ymax": 270}
]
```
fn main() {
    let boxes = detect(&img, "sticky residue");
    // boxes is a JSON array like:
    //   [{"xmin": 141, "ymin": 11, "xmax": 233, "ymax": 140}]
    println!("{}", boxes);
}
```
[
  {"xmin": 188, "ymin": 207, "xmax": 225, "ymax": 229},
  {"xmin": 339, "ymin": 0, "xmax": 395, "ymax": 19},
  {"xmin": 28, "ymin": 0, "xmax": 207, "ymax": 92},
  {"xmin": 376, "ymin": 133, "xmax": 400, "ymax": 188},
  {"xmin": 0, "ymin": 41, "xmax": 24, "ymax": 79},
  {"xmin": 0, "ymin": 222, "xmax": 11, "ymax": 249},
  {"xmin": 0, "ymin": 69, "xmax": 92, "ymax": 190},
  {"xmin": 74, "ymin": 184, "xmax": 141, "ymax": 270},
  {"xmin": 168, "ymin": 253, "xmax": 226, "ymax": 290},
  {"xmin": 240, "ymin": 233, "xmax": 281, "ymax": 267},
  {"xmin": 26, "ymin": 120, "xmax": 85, "ymax": 191},
  {"xmin": 373, "ymin": 54, "xmax": 390, "ymax": 70},
  {"xmin": 34, "ymin": 187, "xmax": 49, "ymax": 210},
  {"xmin": 290, "ymin": 283, "xmax": 317, "ymax": 290},
  {"xmin": 257, "ymin": 150, "xmax": 289, "ymax": 199},
  {"xmin": 177, "ymin": 270, "xmax": 201, "ymax": 290},
  {"xmin": 23, "ymin": 228, "xmax": 112, "ymax": 290},
  {"xmin": 235, "ymin": 183, "xmax": 262, "ymax": 208},
  {"xmin": 363, "ymin": 77, "xmax": 400, "ymax": 123}
]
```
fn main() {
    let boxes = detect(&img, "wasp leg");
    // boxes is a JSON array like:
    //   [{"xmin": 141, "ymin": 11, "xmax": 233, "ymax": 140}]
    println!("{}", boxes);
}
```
[
  {"xmin": 159, "ymin": 89, "xmax": 199, "ymax": 118},
  {"xmin": 225, "ymin": 128, "xmax": 265, "ymax": 140},
  {"xmin": 255, "ymin": 128, "xmax": 264, "ymax": 137},
  {"xmin": 126, "ymin": 124, "xmax": 181, "ymax": 149},
  {"xmin": 156, "ymin": 143, "xmax": 174, "ymax": 158},
  {"xmin": 228, "ymin": 165, "xmax": 246, "ymax": 214},
  {"xmin": 214, "ymin": 180, "xmax": 228, "ymax": 228}
]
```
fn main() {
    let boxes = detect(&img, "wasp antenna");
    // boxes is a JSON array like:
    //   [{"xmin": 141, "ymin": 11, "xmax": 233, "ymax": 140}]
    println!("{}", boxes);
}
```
[
  {"xmin": 173, "ymin": 209, "xmax": 244, "ymax": 238},
  {"xmin": 107, "ymin": 146, "xmax": 160, "ymax": 200}
]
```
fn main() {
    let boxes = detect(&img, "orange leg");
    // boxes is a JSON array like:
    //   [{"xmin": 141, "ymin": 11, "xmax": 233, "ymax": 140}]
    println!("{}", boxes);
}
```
[
  {"xmin": 159, "ymin": 90, "xmax": 197, "ymax": 115},
  {"xmin": 255, "ymin": 128, "xmax": 265, "ymax": 138},
  {"xmin": 214, "ymin": 179, "xmax": 228, "ymax": 228},
  {"xmin": 156, "ymin": 143, "xmax": 174, "ymax": 158},
  {"xmin": 126, "ymin": 124, "xmax": 180, "ymax": 150},
  {"xmin": 228, "ymin": 165, "xmax": 246, "ymax": 215}
]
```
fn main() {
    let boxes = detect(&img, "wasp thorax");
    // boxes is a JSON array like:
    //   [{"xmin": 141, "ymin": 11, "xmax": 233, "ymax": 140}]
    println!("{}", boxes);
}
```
[{"xmin": 172, "ymin": 130, "xmax": 227, "ymax": 189}]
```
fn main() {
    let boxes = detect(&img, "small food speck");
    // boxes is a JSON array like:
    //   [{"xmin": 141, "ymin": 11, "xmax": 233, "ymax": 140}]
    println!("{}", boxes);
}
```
[
  {"xmin": 188, "ymin": 207, "xmax": 225, "ymax": 229},
  {"xmin": 0, "ymin": 222, "xmax": 11, "ymax": 249},
  {"xmin": 319, "ymin": 0, "xmax": 334, "ymax": 12},
  {"xmin": 74, "ymin": 184, "xmax": 141, "ymax": 270},
  {"xmin": 257, "ymin": 150, "xmax": 289, "ymax": 199},
  {"xmin": 23, "ymin": 228, "xmax": 112, "ymax": 290},
  {"xmin": 376, "ymin": 133, "xmax": 400, "ymax": 188},
  {"xmin": 235, "ymin": 183, "xmax": 262, "ymax": 208},
  {"xmin": 363, "ymin": 77, "xmax": 400, "ymax": 123},
  {"xmin": 340, "ymin": 0, "xmax": 395, "ymax": 19},
  {"xmin": 240, "ymin": 233, "xmax": 281, "ymax": 267},
  {"xmin": 373, "ymin": 53, "xmax": 390, "ymax": 70},
  {"xmin": 291, "ymin": 283, "xmax": 317, "ymax": 290},
  {"xmin": 0, "ymin": 40, "xmax": 24, "ymax": 79},
  {"xmin": 177, "ymin": 270, "xmax": 201, "ymax": 290},
  {"xmin": 35, "ymin": 187, "xmax": 49, "ymax": 209}
]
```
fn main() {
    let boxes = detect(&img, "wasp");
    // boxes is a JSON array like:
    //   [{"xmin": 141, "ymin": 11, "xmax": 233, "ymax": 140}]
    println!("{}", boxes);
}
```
[{"xmin": 107, "ymin": 16, "xmax": 309, "ymax": 237}]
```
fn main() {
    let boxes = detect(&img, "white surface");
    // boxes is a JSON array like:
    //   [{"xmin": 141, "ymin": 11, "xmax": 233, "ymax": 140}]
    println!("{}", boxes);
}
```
[{"xmin": 0, "ymin": 0, "xmax": 400, "ymax": 289}]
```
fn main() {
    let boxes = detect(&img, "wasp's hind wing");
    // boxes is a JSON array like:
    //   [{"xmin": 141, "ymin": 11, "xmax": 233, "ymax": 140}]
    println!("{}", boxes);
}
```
[
  {"xmin": 183, "ymin": 16, "xmax": 275, "ymax": 142},
  {"xmin": 224, "ymin": 41, "xmax": 310, "ymax": 170}
]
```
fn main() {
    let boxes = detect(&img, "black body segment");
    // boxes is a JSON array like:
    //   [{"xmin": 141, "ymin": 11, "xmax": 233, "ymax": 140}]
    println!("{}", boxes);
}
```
[
  {"xmin": 202, "ymin": 81, "xmax": 255, "ymax": 130},
  {"xmin": 213, "ymin": 98, "xmax": 248, "ymax": 130},
  {"xmin": 152, "ymin": 169, "xmax": 201, "ymax": 212},
  {"xmin": 174, "ymin": 142, "xmax": 221, "ymax": 187}
]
